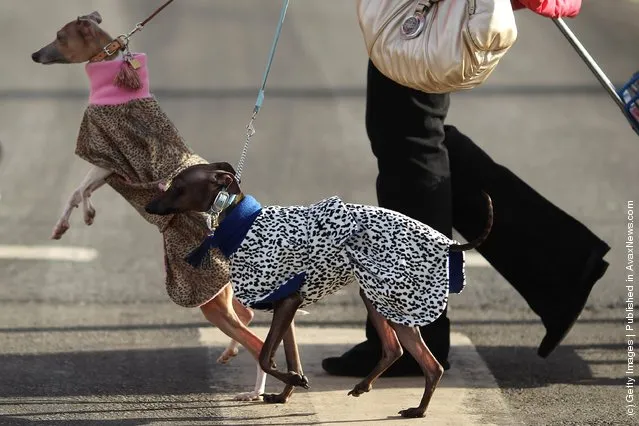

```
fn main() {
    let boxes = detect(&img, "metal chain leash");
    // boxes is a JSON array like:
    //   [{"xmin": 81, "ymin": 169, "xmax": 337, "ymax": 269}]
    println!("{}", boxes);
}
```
[
  {"xmin": 235, "ymin": 112, "xmax": 257, "ymax": 182},
  {"xmin": 234, "ymin": 0, "xmax": 290, "ymax": 182}
]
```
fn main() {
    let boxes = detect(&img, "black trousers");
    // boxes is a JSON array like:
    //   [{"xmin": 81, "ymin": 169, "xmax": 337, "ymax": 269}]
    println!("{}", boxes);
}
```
[
  {"xmin": 364, "ymin": 61, "xmax": 452, "ymax": 361},
  {"xmin": 363, "ymin": 61, "xmax": 610, "ymax": 358},
  {"xmin": 445, "ymin": 124, "xmax": 610, "ymax": 323}
]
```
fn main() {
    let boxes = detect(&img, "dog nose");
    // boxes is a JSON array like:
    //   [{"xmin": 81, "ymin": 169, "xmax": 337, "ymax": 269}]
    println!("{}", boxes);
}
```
[{"xmin": 31, "ymin": 52, "xmax": 40, "ymax": 63}]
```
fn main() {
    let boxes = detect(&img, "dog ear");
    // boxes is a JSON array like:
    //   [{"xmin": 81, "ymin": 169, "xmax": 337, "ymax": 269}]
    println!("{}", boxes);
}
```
[
  {"xmin": 79, "ymin": 11, "xmax": 102, "ymax": 24},
  {"xmin": 216, "ymin": 173, "xmax": 234, "ymax": 187},
  {"xmin": 202, "ymin": 165, "xmax": 233, "ymax": 187},
  {"xmin": 205, "ymin": 163, "xmax": 236, "ymax": 186},
  {"xmin": 88, "ymin": 11, "xmax": 103, "ymax": 24},
  {"xmin": 209, "ymin": 162, "xmax": 237, "ymax": 175},
  {"xmin": 77, "ymin": 19, "xmax": 97, "ymax": 40}
]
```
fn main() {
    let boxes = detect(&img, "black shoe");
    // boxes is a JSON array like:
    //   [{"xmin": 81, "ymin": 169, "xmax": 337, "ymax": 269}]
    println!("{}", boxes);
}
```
[
  {"xmin": 537, "ymin": 255, "xmax": 609, "ymax": 358},
  {"xmin": 321, "ymin": 340, "xmax": 450, "ymax": 377}
]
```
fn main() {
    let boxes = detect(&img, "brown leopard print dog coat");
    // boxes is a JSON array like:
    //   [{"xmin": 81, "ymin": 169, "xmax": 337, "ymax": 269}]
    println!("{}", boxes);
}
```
[{"xmin": 75, "ymin": 53, "xmax": 230, "ymax": 307}]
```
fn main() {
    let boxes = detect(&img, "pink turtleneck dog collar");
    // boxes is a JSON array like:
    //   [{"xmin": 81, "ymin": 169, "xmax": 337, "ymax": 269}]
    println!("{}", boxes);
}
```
[{"xmin": 85, "ymin": 53, "xmax": 152, "ymax": 105}]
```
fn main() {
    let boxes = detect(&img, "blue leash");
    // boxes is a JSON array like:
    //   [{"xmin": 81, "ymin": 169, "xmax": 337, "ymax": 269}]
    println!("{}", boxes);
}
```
[{"xmin": 235, "ymin": 0, "xmax": 290, "ymax": 181}]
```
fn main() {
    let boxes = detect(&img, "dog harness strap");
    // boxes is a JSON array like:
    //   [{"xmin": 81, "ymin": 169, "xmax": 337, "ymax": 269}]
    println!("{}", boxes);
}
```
[{"xmin": 235, "ymin": 0, "xmax": 290, "ymax": 182}]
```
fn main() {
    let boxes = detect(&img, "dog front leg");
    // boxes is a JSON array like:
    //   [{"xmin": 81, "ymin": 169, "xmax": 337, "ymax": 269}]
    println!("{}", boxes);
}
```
[
  {"xmin": 218, "ymin": 297, "xmax": 255, "ymax": 364},
  {"xmin": 200, "ymin": 288, "xmax": 266, "ymax": 401},
  {"xmin": 51, "ymin": 166, "xmax": 112, "ymax": 239},
  {"xmin": 81, "ymin": 178, "xmax": 106, "ymax": 226},
  {"xmin": 348, "ymin": 289, "xmax": 403, "ymax": 398},
  {"xmin": 262, "ymin": 319, "xmax": 302, "ymax": 404},
  {"xmin": 79, "ymin": 166, "xmax": 112, "ymax": 226},
  {"xmin": 258, "ymin": 292, "xmax": 309, "ymax": 389},
  {"xmin": 51, "ymin": 189, "xmax": 82, "ymax": 240}
]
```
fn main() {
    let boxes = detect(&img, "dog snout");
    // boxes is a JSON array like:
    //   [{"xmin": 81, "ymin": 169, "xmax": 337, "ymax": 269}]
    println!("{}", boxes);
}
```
[{"xmin": 31, "ymin": 45, "xmax": 68, "ymax": 65}]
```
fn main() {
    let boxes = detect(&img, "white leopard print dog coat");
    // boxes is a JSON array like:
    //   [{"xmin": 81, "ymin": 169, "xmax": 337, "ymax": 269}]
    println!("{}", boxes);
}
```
[{"xmin": 187, "ymin": 195, "xmax": 466, "ymax": 327}]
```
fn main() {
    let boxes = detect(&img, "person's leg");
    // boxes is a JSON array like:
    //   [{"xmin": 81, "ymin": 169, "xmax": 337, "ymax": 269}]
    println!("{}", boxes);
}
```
[
  {"xmin": 444, "ymin": 125, "xmax": 610, "ymax": 357},
  {"xmin": 322, "ymin": 61, "xmax": 452, "ymax": 377}
]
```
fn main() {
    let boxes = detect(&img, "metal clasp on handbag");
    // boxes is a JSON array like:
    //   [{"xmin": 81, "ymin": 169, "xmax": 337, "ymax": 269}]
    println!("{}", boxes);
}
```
[{"xmin": 400, "ymin": 0, "xmax": 439, "ymax": 40}]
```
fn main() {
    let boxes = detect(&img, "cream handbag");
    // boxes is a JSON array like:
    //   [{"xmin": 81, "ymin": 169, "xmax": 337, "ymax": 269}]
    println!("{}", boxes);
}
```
[{"xmin": 357, "ymin": 0, "xmax": 518, "ymax": 93}]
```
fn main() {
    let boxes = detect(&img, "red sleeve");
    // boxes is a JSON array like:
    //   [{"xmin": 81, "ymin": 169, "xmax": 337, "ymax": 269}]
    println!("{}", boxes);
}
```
[{"xmin": 510, "ymin": 0, "xmax": 582, "ymax": 18}]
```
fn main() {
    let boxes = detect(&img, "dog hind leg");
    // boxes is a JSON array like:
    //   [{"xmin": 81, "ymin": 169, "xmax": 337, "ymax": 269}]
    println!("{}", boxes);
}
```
[
  {"xmin": 348, "ymin": 289, "xmax": 403, "ymax": 397},
  {"xmin": 388, "ymin": 322, "xmax": 444, "ymax": 418}
]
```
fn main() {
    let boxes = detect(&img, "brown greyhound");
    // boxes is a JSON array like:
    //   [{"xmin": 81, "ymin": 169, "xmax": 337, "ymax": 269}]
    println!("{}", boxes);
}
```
[
  {"xmin": 145, "ymin": 162, "xmax": 494, "ymax": 418},
  {"xmin": 31, "ymin": 11, "xmax": 273, "ymax": 401}
]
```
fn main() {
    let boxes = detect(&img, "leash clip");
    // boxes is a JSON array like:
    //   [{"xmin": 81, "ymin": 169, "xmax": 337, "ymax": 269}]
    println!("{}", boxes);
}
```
[
  {"xmin": 127, "ymin": 23, "xmax": 145, "ymax": 39},
  {"xmin": 246, "ymin": 115, "xmax": 256, "ymax": 138},
  {"xmin": 116, "ymin": 22, "xmax": 143, "ymax": 50},
  {"xmin": 235, "ymin": 114, "xmax": 258, "ymax": 181}
]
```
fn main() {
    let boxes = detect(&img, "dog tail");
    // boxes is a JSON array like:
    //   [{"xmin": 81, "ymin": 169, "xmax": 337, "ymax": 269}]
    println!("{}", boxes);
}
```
[{"xmin": 449, "ymin": 191, "xmax": 493, "ymax": 252}]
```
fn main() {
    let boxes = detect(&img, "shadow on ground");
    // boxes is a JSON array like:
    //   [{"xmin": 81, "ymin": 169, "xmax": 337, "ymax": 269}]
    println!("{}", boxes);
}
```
[
  {"xmin": 0, "ymin": 343, "xmax": 621, "ymax": 399},
  {"xmin": 0, "ymin": 342, "xmax": 624, "ymax": 425},
  {"xmin": 475, "ymin": 343, "xmax": 622, "ymax": 389}
]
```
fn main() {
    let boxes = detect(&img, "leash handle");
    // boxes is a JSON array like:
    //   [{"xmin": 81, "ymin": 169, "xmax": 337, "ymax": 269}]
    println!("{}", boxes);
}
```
[{"xmin": 235, "ymin": 0, "xmax": 290, "ymax": 181}]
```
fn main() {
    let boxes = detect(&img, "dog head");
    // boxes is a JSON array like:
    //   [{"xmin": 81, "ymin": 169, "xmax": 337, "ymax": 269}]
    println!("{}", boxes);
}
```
[
  {"xmin": 31, "ymin": 11, "xmax": 109, "ymax": 65},
  {"xmin": 145, "ymin": 162, "xmax": 240, "ymax": 216}
]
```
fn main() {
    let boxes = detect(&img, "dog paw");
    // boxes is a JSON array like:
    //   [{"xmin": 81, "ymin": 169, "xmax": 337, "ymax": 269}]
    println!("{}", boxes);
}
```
[
  {"xmin": 284, "ymin": 372, "xmax": 309, "ymax": 389},
  {"xmin": 262, "ymin": 393, "xmax": 289, "ymax": 404},
  {"xmin": 83, "ymin": 206, "xmax": 96, "ymax": 225},
  {"xmin": 51, "ymin": 221, "xmax": 70, "ymax": 240},
  {"xmin": 347, "ymin": 381, "xmax": 372, "ymax": 397},
  {"xmin": 216, "ymin": 347, "xmax": 239, "ymax": 364},
  {"xmin": 82, "ymin": 199, "xmax": 96, "ymax": 226},
  {"xmin": 398, "ymin": 407, "xmax": 426, "ymax": 418},
  {"xmin": 234, "ymin": 390, "xmax": 261, "ymax": 401}
]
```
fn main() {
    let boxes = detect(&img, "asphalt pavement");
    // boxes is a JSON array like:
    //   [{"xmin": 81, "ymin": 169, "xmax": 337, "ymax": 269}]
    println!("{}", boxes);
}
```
[{"xmin": 0, "ymin": 1, "xmax": 638, "ymax": 425}]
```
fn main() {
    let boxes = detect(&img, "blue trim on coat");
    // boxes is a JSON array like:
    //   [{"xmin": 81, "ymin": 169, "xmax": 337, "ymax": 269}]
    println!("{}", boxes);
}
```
[
  {"xmin": 185, "ymin": 195, "xmax": 262, "ymax": 267},
  {"xmin": 448, "ymin": 250, "xmax": 465, "ymax": 294},
  {"xmin": 251, "ymin": 272, "xmax": 307, "ymax": 310}
]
